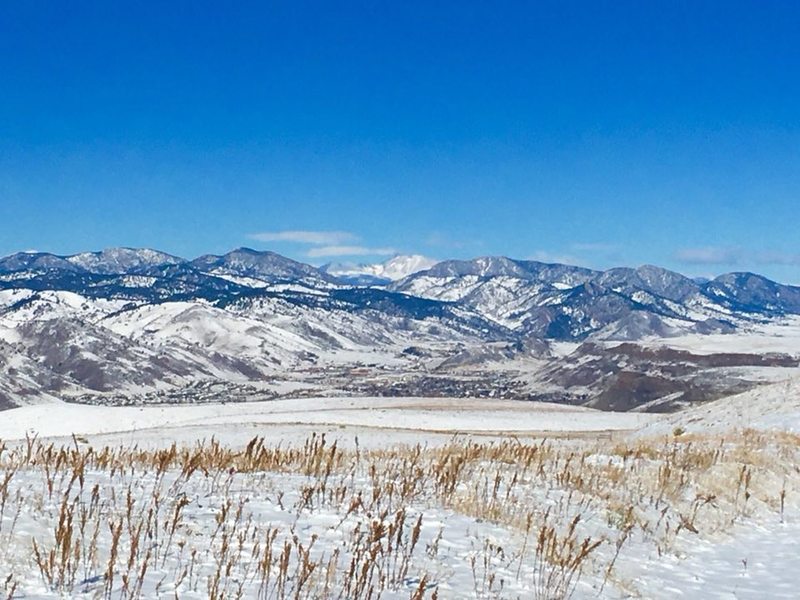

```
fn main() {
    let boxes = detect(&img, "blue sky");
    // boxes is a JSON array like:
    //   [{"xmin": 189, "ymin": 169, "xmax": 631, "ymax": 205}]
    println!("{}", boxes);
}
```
[{"xmin": 1, "ymin": 1, "xmax": 799, "ymax": 282}]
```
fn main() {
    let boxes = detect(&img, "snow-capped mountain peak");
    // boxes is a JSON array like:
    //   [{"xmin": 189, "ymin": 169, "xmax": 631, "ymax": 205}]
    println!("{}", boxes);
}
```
[{"xmin": 324, "ymin": 255, "xmax": 438, "ymax": 284}]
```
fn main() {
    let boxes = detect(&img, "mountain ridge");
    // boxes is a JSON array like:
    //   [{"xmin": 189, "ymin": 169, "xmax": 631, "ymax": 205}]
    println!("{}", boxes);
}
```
[
  {"xmin": 1, "ymin": 246, "xmax": 798, "ymax": 411},
  {"xmin": 2, "ymin": 247, "xmax": 800, "ymax": 338}
]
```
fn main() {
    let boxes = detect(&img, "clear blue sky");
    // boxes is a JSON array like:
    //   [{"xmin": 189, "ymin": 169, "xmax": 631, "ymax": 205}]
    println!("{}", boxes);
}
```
[{"xmin": 1, "ymin": 1, "xmax": 799, "ymax": 282}]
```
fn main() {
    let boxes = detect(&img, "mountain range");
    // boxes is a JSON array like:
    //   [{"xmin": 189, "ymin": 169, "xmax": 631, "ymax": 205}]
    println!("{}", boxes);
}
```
[{"xmin": 1, "ymin": 246, "xmax": 798, "ymax": 411}]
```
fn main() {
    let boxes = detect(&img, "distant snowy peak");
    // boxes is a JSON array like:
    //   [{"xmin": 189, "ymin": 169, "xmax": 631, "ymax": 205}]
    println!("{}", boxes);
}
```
[
  {"xmin": 379, "ymin": 255, "xmax": 440, "ymax": 280},
  {"xmin": 66, "ymin": 248, "xmax": 185, "ymax": 274},
  {"xmin": 324, "ymin": 255, "xmax": 439, "ymax": 284}
]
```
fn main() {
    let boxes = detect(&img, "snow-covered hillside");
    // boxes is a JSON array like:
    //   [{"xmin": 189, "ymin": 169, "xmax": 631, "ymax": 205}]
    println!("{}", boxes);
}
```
[
  {"xmin": 639, "ymin": 374, "xmax": 800, "ymax": 436},
  {"xmin": 1, "ymin": 246, "xmax": 800, "ymax": 410},
  {"xmin": 391, "ymin": 258, "xmax": 800, "ymax": 339},
  {"xmin": 66, "ymin": 247, "xmax": 184, "ymax": 273},
  {"xmin": 0, "ymin": 283, "xmax": 504, "ymax": 407}
]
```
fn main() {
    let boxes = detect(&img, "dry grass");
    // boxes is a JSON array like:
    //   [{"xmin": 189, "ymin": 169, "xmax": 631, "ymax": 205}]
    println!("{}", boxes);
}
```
[{"xmin": 0, "ymin": 427, "xmax": 795, "ymax": 598}]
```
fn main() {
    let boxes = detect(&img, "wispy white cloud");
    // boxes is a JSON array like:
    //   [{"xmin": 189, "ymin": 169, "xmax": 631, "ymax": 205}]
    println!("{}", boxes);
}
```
[
  {"xmin": 674, "ymin": 247, "xmax": 742, "ymax": 265},
  {"xmin": 756, "ymin": 251, "xmax": 800, "ymax": 266},
  {"xmin": 306, "ymin": 245, "xmax": 397, "ymax": 258},
  {"xmin": 527, "ymin": 243, "xmax": 620, "ymax": 268},
  {"xmin": 248, "ymin": 230, "xmax": 357, "ymax": 245},
  {"xmin": 674, "ymin": 246, "xmax": 800, "ymax": 266},
  {"xmin": 249, "ymin": 229, "xmax": 399, "ymax": 259},
  {"xmin": 528, "ymin": 250, "xmax": 584, "ymax": 266}
]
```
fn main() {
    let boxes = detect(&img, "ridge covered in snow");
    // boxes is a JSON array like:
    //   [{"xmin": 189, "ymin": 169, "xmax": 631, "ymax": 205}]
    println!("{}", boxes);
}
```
[{"xmin": 66, "ymin": 247, "xmax": 185, "ymax": 273}]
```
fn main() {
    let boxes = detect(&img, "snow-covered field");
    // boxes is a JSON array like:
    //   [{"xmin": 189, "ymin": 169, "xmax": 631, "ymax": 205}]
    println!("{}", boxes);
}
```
[
  {"xmin": 0, "ymin": 386, "xmax": 798, "ymax": 599},
  {"xmin": 641, "ymin": 315, "xmax": 800, "ymax": 356},
  {"xmin": 0, "ymin": 397, "xmax": 656, "ymax": 449}
]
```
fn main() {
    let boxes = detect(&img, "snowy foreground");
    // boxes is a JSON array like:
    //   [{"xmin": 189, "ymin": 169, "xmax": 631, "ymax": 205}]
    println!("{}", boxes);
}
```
[{"xmin": 0, "ymin": 387, "xmax": 799, "ymax": 599}]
